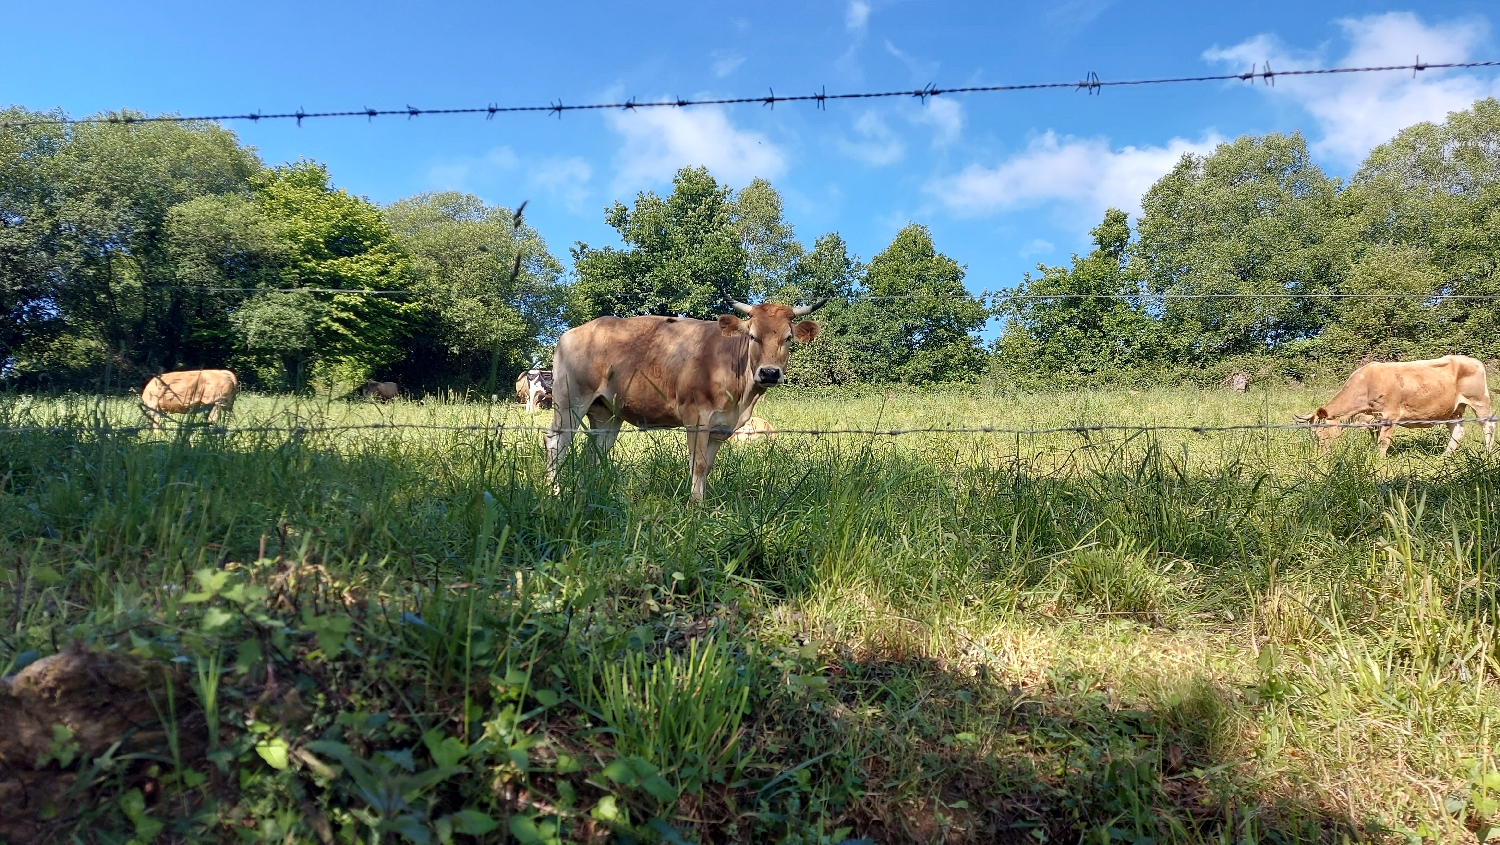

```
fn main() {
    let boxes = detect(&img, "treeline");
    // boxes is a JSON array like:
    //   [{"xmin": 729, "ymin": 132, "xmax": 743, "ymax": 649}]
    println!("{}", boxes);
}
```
[
  {"xmin": 998, "ymin": 98, "xmax": 1500, "ymax": 388},
  {"xmin": 4, "ymin": 99, "xmax": 1499, "ymax": 395},
  {"xmin": 0, "ymin": 107, "xmax": 987, "ymax": 393}
]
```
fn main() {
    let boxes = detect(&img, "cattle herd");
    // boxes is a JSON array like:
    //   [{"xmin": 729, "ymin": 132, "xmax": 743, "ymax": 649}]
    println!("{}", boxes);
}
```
[{"xmin": 136, "ymin": 303, "xmax": 1495, "ymax": 496}]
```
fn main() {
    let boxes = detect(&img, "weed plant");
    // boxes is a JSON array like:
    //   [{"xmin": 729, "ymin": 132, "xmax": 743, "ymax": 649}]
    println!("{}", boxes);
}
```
[{"xmin": 0, "ymin": 387, "xmax": 1497, "ymax": 842}]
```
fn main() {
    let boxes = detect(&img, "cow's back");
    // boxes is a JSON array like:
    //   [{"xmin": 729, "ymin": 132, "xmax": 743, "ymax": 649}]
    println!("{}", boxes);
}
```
[
  {"xmin": 554, "ymin": 316, "xmax": 727, "ymax": 428},
  {"xmin": 144, "ymin": 370, "xmax": 238, "ymax": 412},
  {"xmin": 1344, "ymin": 356, "xmax": 1486, "ymax": 419}
]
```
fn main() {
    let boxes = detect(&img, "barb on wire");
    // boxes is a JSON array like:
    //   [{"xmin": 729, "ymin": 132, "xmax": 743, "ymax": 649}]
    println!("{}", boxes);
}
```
[
  {"xmin": 5, "ymin": 59, "xmax": 1496, "ymax": 129},
  {"xmin": 3, "ymin": 416, "xmax": 1495, "ymax": 439}
]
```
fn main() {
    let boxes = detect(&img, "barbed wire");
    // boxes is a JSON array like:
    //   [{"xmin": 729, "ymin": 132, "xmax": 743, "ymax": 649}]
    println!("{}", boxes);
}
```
[
  {"xmin": 4, "ymin": 59, "xmax": 1497, "ymax": 129},
  {"xmin": 118, "ymin": 284, "xmax": 1500, "ymax": 302},
  {"xmin": 1, "ymin": 416, "xmax": 1493, "ymax": 439}
]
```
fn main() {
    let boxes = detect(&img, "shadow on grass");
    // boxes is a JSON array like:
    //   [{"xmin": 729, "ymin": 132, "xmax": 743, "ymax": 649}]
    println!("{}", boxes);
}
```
[{"xmin": 750, "ymin": 651, "xmax": 1354, "ymax": 845}]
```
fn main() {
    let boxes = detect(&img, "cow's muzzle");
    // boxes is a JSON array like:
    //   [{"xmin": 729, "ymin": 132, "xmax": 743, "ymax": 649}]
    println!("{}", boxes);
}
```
[{"xmin": 756, "ymin": 367, "xmax": 783, "ymax": 385}]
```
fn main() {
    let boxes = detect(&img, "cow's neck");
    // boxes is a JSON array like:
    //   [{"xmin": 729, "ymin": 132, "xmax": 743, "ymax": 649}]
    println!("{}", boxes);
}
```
[{"xmin": 723, "ymin": 332, "xmax": 767, "ymax": 421}]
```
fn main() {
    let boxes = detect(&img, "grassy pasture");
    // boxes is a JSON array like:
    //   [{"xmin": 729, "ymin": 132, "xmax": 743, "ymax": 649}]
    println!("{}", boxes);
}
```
[{"xmin": 1, "ymin": 385, "xmax": 1499, "ymax": 844}]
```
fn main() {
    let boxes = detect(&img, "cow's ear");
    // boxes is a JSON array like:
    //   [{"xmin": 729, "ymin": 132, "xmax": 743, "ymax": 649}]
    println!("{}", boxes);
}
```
[
  {"xmin": 1313, "ymin": 408, "xmax": 1329, "ymax": 421},
  {"xmin": 793, "ymin": 320, "xmax": 820, "ymax": 342},
  {"xmin": 718, "ymin": 314, "xmax": 744, "ymax": 337}
]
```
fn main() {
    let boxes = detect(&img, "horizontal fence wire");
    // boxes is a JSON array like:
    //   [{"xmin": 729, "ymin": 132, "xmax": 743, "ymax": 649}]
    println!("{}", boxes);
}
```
[
  {"xmin": 100, "ymin": 285, "xmax": 1500, "ymax": 302},
  {"xmin": 1, "ymin": 418, "xmax": 1494, "ymax": 438},
  {"xmin": 4, "ymin": 60, "xmax": 1497, "ymax": 129}
]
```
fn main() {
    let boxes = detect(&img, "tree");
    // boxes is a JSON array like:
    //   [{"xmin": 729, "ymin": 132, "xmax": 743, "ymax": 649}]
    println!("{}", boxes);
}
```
[
  {"xmin": 734, "ymin": 177, "xmax": 804, "ymax": 301},
  {"xmin": 827, "ymin": 224, "xmax": 988, "ymax": 384},
  {"xmin": 1340, "ymin": 97, "xmax": 1500, "ymax": 361},
  {"xmin": 1135, "ymin": 133, "xmax": 1352, "ymax": 365},
  {"xmin": 570, "ymin": 167, "xmax": 747, "ymax": 322},
  {"xmin": 248, "ymin": 160, "xmax": 413, "ymax": 385},
  {"xmin": 780, "ymin": 233, "xmax": 867, "ymax": 386},
  {"xmin": 163, "ymin": 194, "xmax": 288, "ymax": 369},
  {"xmin": 995, "ymin": 208, "xmax": 1156, "ymax": 383},
  {"xmin": 0, "ymin": 109, "xmax": 261, "ymax": 385},
  {"xmin": 384, "ymin": 192, "xmax": 565, "ymax": 392}
]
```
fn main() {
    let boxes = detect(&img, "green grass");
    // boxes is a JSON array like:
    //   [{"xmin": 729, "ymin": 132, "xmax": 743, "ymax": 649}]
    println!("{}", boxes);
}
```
[{"xmin": 1, "ymin": 385, "xmax": 1498, "ymax": 843}]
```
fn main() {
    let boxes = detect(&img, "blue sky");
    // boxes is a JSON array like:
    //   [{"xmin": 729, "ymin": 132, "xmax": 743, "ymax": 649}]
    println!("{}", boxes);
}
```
[{"xmin": 7, "ymin": 1, "xmax": 1500, "ymax": 323}]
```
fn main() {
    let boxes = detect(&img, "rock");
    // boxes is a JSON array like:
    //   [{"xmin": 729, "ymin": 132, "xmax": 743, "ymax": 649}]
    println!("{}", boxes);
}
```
[
  {"xmin": 0, "ymin": 647, "xmax": 207, "ymax": 843},
  {"xmin": 1224, "ymin": 372, "xmax": 1249, "ymax": 393}
]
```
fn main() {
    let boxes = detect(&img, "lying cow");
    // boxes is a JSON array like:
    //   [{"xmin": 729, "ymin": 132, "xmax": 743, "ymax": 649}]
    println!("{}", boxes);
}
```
[
  {"xmin": 1295, "ymin": 355, "xmax": 1494, "ymax": 457},
  {"xmin": 141, "ymin": 369, "xmax": 239, "ymax": 429},
  {"xmin": 361, "ymin": 380, "xmax": 400, "ymax": 402},
  {"xmin": 516, "ymin": 368, "xmax": 554, "ymax": 413},
  {"xmin": 730, "ymin": 416, "xmax": 778, "ymax": 444},
  {"xmin": 546, "ymin": 300, "xmax": 824, "ymax": 502}
]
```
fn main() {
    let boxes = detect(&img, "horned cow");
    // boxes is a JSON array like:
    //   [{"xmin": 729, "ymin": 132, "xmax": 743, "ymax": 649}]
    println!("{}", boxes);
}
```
[
  {"xmin": 1295, "ymin": 355, "xmax": 1494, "ymax": 457},
  {"xmin": 545, "ymin": 300, "xmax": 824, "ymax": 502}
]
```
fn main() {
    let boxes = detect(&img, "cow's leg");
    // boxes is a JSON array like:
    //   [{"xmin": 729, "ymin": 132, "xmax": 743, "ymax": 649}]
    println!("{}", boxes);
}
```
[
  {"xmin": 144, "ymin": 407, "xmax": 163, "ymax": 431},
  {"xmin": 583, "ymin": 404, "xmax": 622, "ymax": 466},
  {"xmin": 1469, "ymin": 396, "xmax": 1496, "ymax": 451},
  {"xmin": 686, "ymin": 421, "xmax": 724, "ymax": 504},
  {"xmin": 1445, "ymin": 419, "xmax": 1465, "ymax": 455},
  {"xmin": 545, "ymin": 404, "xmax": 585, "ymax": 494},
  {"xmin": 1376, "ymin": 420, "xmax": 1396, "ymax": 458}
]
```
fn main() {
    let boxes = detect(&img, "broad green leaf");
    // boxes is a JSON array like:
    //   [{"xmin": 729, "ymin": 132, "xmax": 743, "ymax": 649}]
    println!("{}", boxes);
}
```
[
  {"xmin": 509, "ymin": 815, "xmax": 544, "ymax": 844},
  {"xmin": 449, "ymin": 810, "xmax": 497, "ymax": 835},
  {"xmin": 422, "ymin": 730, "xmax": 467, "ymax": 768},
  {"xmin": 33, "ymin": 566, "xmax": 63, "ymax": 585},
  {"xmin": 532, "ymin": 688, "xmax": 560, "ymax": 708},
  {"xmin": 601, "ymin": 758, "xmax": 637, "ymax": 784},
  {"xmin": 254, "ymin": 737, "xmax": 289, "ymax": 770},
  {"xmin": 591, "ymin": 795, "xmax": 626, "ymax": 824},
  {"xmin": 201, "ymin": 607, "xmax": 234, "ymax": 631},
  {"xmin": 380, "ymin": 748, "xmax": 416, "ymax": 772},
  {"xmin": 640, "ymin": 773, "xmax": 679, "ymax": 803}
]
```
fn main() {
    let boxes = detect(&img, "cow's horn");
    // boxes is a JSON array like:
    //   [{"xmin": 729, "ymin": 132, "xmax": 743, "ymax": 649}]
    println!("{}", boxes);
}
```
[
  {"xmin": 793, "ymin": 299, "xmax": 830, "ymax": 317},
  {"xmin": 1292, "ymin": 413, "xmax": 1314, "ymax": 423},
  {"xmin": 731, "ymin": 301, "xmax": 753, "ymax": 315}
]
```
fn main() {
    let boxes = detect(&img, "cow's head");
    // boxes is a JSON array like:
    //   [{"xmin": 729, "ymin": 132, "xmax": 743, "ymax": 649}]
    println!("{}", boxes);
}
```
[
  {"xmin": 1293, "ymin": 408, "xmax": 1343, "ymax": 452},
  {"xmin": 718, "ymin": 300, "xmax": 827, "ymax": 386}
]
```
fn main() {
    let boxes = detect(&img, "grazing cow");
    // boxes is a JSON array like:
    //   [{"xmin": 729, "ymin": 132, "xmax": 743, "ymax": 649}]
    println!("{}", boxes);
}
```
[
  {"xmin": 545, "ymin": 300, "xmax": 825, "ymax": 502},
  {"xmin": 1294, "ymin": 355, "xmax": 1494, "ymax": 457},
  {"xmin": 730, "ymin": 416, "xmax": 778, "ymax": 444},
  {"xmin": 361, "ymin": 380, "xmax": 400, "ymax": 402},
  {"xmin": 515, "ymin": 368, "xmax": 553, "ymax": 413},
  {"xmin": 141, "ymin": 370, "xmax": 239, "ymax": 429}
]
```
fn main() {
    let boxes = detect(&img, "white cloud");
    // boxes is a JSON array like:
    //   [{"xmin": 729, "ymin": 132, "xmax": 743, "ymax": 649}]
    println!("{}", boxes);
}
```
[
  {"xmin": 425, "ymin": 146, "xmax": 519, "ymax": 190},
  {"xmin": 884, "ymin": 39, "xmax": 940, "ymax": 82},
  {"xmin": 926, "ymin": 131, "xmax": 1223, "ymax": 217},
  {"xmin": 912, "ymin": 98, "xmax": 963, "ymax": 146},
  {"xmin": 1020, "ymin": 238, "xmax": 1055, "ymax": 259},
  {"xmin": 837, "ymin": 111, "xmax": 905, "ymax": 165},
  {"xmin": 711, "ymin": 50, "xmax": 745, "ymax": 78},
  {"xmin": 529, "ymin": 157, "xmax": 592, "ymax": 212},
  {"xmin": 606, "ymin": 105, "xmax": 786, "ymax": 192},
  {"xmin": 846, "ymin": 0, "xmax": 870, "ymax": 32},
  {"xmin": 1204, "ymin": 12, "xmax": 1500, "ymax": 163}
]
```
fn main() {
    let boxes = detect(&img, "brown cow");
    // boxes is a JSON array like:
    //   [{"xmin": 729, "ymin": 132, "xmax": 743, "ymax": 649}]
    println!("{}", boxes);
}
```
[
  {"xmin": 141, "ymin": 370, "xmax": 239, "ymax": 429},
  {"xmin": 515, "ymin": 368, "xmax": 553, "ymax": 413},
  {"xmin": 361, "ymin": 380, "xmax": 400, "ymax": 402},
  {"xmin": 545, "ymin": 300, "xmax": 824, "ymax": 502},
  {"xmin": 1294, "ymin": 355, "xmax": 1494, "ymax": 457},
  {"xmin": 730, "ymin": 416, "xmax": 778, "ymax": 444}
]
